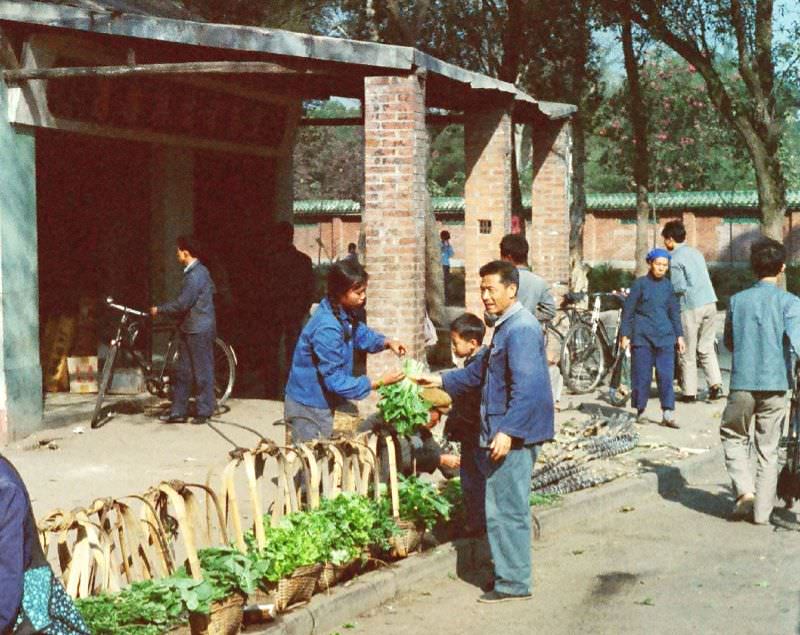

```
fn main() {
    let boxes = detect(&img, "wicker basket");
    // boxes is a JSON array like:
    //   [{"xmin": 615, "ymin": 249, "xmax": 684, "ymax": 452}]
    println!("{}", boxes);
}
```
[
  {"xmin": 189, "ymin": 591, "xmax": 246, "ymax": 635},
  {"xmin": 316, "ymin": 558, "xmax": 359, "ymax": 592},
  {"xmin": 275, "ymin": 563, "xmax": 323, "ymax": 611},
  {"xmin": 333, "ymin": 411, "xmax": 363, "ymax": 435},
  {"xmin": 388, "ymin": 520, "xmax": 424, "ymax": 558}
]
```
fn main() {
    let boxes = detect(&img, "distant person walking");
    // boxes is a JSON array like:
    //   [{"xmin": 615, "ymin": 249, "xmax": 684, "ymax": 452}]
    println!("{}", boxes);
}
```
[
  {"xmin": 344, "ymin": 242, "xmax": 359, "ymax": 265},
  {"xmin": 662, "ymin": 220, "xmax": 723, "ymax": 401},
  {"xmin": 440, "ymin": 230, "xmax": 454, "ymax": 304},
  {"xmin": 620, "ymin": 249, "xmax": 685, "ymax": 428},
  {"xmin": 721, "ymin": 238, "xmax": 800, "ymax": 524}
]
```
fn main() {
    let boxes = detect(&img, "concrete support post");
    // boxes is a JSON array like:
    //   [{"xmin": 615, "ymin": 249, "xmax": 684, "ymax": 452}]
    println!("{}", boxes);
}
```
[
  {"xmin": 363, "ymin": 73, "xmax": 428, "ymax": 382},
  {"xmin": 464, "ymin": 106, "xmax": 513, "ymax": 320},
  {"xmin": 275, "ymin": 102, "xmax": 301, "ymax": 227},
  {"xmin": 531, "ymin": 120, "xmax": 572, "ymax": 286},
  {"xmin": 150, "ymin": 146, "xmax": 194, "ymax": 306},
  {"xmin": 0, "ymin": 80, "xmax": 42, "ymax": 444}
]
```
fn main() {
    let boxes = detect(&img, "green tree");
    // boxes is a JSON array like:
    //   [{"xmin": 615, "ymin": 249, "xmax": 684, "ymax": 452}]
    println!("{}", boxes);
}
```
[
  {"xmin": 598, "ymin": 0, "xmax": 799, "ymax": 242},
  {"xmin": 588, "ymin": 50, "xmax": 757, "ymax": 193}
]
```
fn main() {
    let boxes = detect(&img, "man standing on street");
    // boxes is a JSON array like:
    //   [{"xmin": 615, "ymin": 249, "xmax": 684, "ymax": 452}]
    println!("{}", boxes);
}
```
[
  {"xmin": 264, "ymin": 222, "xmax": 314, "ymax": 397},
  {"xmin": 499, "ymin": 233, "xmax": 556, "ymax": 322},
  {"xmin": 662, "ymin": 220, "xmax": 724, "ymax": 401},
  {"xmin": 721, "ymin": 238, "xmax": 800, "ymax": 524},
  {"xmin": 414, "ymin": 260, "xmax": 554, "ymax": 603},
  {"xmin": 151, "ymin": 235, "xmax": 216, "ymax": 424}
]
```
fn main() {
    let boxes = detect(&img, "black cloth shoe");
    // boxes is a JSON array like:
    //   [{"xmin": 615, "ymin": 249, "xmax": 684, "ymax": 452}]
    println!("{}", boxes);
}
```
[
  {"xmin": 477, "ymin": 590, "xmax": 532, "ymax": 604},
  {"xmin": 680, "ymin": 395, "xmax": 696, "ymax": 403},
  {"xmin": 480, "ymin": 578, "xmax": 495, "ymax": 593},
  {"xmin": 192, "ymin": 416, "xmax": 211, "ymax": 425},
  {"xmin": 661, "ymin": 418, "xmax": 680, "ymax": 429},
  {"xmin": 708, "ymin": 385, "xmax": 724, "ymax": 400},
  {"xmin": 159, "ymin": 415, "xmax": 187, "ymax": 424}
]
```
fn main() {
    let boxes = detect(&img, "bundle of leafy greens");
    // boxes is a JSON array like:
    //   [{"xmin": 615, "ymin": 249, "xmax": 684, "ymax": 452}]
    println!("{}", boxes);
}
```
[
  {"xmin": 315, "ymin": 492, "xmax": 399, "ymax": 557},
  {"xmin": 377, "ymin": 358, "xmax": 432, "ymax": 435},
  {"xmin": 77, "ymin": 546, "xmax": 260, "ymax": 632},
  {"xmin": 382, "ymin": 475, "xmax": 452, "ymax": 531},
  {"xmin": 76, "ymin": 580, "xmax": 184, "ymax": 635}
]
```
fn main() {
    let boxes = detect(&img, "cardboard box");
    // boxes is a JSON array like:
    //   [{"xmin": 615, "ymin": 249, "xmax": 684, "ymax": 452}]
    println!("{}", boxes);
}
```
[
  {"xmin": 67, "ymin": 356, "xmax": 99, "ymax": 394},
  {"xmin": 108, "ymin": 367, "xmax": 146, "ymax": 394}
]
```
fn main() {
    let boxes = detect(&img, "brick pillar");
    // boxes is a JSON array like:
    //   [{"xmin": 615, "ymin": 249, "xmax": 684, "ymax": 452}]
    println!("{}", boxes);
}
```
[
  {"xmin": 363, "ymin": 73, "xmax": 428, "ymax": 382},
  {"xmin": 530, "ymin": 120, "xmax": 571, "ymax": 285},
  {"xmin": 584, "ymin": 210, "xmax": 597, "ymax": 264},
  {"xmin": 463, "ymin": 106, "xmax": 513, "ymax": 320}
]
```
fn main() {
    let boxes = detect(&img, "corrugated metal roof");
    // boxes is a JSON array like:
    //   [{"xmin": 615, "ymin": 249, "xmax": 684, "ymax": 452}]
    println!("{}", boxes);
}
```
[
  {"xmin": 0, "ymin": 0, "xmax": 575, "ymax": 122},
  {"xmin": 293, "ymin": 190, "xmax": 800, "ymax": 216}
]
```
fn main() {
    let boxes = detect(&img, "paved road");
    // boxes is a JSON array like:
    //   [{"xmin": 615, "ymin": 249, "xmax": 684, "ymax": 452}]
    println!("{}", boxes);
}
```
[{"xmin": 341, "ymin": 456, "xmax": 800, "ymax": 635}]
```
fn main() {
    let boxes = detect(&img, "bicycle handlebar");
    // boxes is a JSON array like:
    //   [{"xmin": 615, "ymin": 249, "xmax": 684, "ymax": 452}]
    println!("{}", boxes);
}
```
[{"xmin": 105, "ymin": 297, "xmax": 148, "ymax": 318}]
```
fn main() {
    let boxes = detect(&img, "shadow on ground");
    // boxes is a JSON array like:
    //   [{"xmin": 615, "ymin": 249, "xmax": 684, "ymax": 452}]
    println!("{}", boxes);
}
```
[{"xmin": 638, "ymin": 458, "xmax": 733, "ymax": 521}]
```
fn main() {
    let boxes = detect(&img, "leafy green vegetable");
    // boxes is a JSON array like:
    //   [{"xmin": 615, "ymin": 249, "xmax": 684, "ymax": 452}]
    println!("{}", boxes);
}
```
[
  {"xmin": 377, "ymin": 358, "xmax": 432, "ymax": 435},
  {"xmin": 382, "ymin": 475, "xmax": 452, "ymax": 530},
  {"xmin": 529, "ymin": 492, "xmax": 562, "ymax": 507},
  {"xmin": 77, "ymin": 547, "xmax": 260, "ymax": 631},
  {"xmin": 76, "ymin": 579, "xmax": 185, "ymax": 634},
  {"xmin": 247, "ymin": 493, "xmax": 399, "ymax": 582}
]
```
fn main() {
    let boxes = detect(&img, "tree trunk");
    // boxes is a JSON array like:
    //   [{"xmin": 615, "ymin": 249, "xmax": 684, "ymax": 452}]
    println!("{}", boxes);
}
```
[
  {"xmin": 622, "ymin": 19, "xmax": 651, "ymax": 277},
  {"xmin": 425, "ymin": 196, "xmax": 446, "ymax": 326},
  {"xmin": 569, "ymin": 111, "xmax": 587, "ymax": 269}
]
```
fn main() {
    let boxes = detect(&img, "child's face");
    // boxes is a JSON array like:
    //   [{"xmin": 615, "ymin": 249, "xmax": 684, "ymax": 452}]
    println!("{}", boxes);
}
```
[
  {"xmin": 450, "ymin": 332, "xmax": 479, "ymax": 358},
  {"xmin": 649, "ymin": 257, "xmax": 669, "ymax": 279}
]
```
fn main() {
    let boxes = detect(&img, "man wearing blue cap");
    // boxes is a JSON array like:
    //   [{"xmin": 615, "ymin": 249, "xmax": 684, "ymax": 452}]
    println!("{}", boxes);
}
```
[{"xmin": 620, "ymin": 248, "xmax": 686, "ymax": 427}]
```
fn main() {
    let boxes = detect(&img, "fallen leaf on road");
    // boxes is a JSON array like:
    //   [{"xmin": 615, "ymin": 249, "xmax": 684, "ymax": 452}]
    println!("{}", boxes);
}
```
[
  {"xmin": 571, "ymin": 549, "xmax": 585, "ymax": 555},
  {"xmin": 184, "ymin": 457, "xmax": 197, "ymax": 462},
  {"xmin": 620, "ymin": 506, "xmax": 635, "ymax": 513},
  {"xmin": 754, "ymin": 581, "xmax": 769, "ymax": 588},
  {"xmin": 635, "ymin": 598, "xmax": 655, "ymax": 606}
]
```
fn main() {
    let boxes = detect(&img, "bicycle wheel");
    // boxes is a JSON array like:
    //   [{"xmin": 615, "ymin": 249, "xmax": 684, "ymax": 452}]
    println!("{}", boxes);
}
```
[
  {"xmin": 214, "ymin": 338, "xmax": 236, "ymax": 404},
  {"xmin": 561, "ymin": 320, "xmax": 605, "ymax": 394},
  {"xmin": 91, "ymin": 344, "xmax": 119, "ymax": 428},
  {"xmin": 608, "ymin": 349, "xmax": 632, "ymax": 406}
]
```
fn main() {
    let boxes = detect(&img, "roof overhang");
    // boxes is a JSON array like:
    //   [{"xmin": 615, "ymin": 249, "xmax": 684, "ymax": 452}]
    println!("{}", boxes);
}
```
[{"xmin": 0, "ymin": 0, "xmax": 575, "ymax": 122}]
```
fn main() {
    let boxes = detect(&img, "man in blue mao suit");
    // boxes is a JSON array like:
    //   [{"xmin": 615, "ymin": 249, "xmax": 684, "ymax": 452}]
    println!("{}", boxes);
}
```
[
  {"xmin": 415, "ymin": 260, "xmax": 554, "ymax": 603},
  {"xmin": 150, "ymin": 235, "xmax": 216, "ymax": 424}
]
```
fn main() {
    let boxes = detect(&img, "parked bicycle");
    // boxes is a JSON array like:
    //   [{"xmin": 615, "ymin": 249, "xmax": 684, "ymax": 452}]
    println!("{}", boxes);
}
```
[
  {"xmin": 91, "ymin": 297, "xmax": 237, "ymax": 428},
  {"xmin": 560, "ymin": 291, "xmax": 631, "ymax": 405}
]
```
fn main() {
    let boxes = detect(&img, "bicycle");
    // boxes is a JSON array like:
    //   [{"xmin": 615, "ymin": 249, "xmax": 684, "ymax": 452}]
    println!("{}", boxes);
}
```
[
  {"xmin": 91, "ymin": 297, "xmax": 237, "ymax": 428},
  {"xmin": 560, "ymin": 291, "xmax": 631, "ymax": 405}
]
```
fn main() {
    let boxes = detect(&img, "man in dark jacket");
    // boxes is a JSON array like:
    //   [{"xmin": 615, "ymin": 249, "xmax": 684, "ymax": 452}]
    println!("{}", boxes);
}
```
[
  {"xmin": 0, "ymin": 454, "xmax": 29, "ymax": 631},
  {"xmin": 264, "ymin": 222, "xmax": 314, "ymax": 397},
  {"xmin": 151, "ymin": 235, "xmax": 216, "ymax": 424},
  {"xmin": 415, "ymin": 260, "xmax": 554, "ymax": 603}
]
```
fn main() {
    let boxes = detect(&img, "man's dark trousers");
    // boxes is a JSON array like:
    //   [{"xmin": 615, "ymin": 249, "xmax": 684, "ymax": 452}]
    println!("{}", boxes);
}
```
[{"xmin": 172, "ymin": 330, "xmax": 216, "ymax": 418}]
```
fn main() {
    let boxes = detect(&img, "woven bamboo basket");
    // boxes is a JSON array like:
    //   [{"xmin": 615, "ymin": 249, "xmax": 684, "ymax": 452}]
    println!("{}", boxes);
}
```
[
  {"xmin": 316, "ymin": 558, "xmax": 360, "ymax": 592},
  {"xmin": 275, "ymin": 563, "xmax": 323, "ymax": 611},
  {"xmin": 388, "ymin": 520, "xmax": 424, "ymax": 558},
  {"xmin": 189, "ymin": 591, "xmax": 246, "ymax": 635},
  {"xmin": 333, "ymin": 411, "xmax": 363, "ymax": 436}
]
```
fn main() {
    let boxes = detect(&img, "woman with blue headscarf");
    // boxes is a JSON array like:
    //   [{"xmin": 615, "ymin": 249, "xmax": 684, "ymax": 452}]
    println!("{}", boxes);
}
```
[{"xmin": 619, "ymin": 248, "xmax": 686, "ymax": 427}]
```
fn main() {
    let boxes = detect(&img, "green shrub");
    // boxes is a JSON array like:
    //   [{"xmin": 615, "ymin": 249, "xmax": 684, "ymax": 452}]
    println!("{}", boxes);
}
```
[
  {"xmin": 587, "ymin": 264, "xmax": 635, "ymax": 294},
  {"xmin": 708, "ymin": 265, "xmax": 755, "ymax": 308}
]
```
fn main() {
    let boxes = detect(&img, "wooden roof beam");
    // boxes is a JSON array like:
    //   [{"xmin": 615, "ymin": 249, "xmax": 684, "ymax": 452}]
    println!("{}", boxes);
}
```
[{"xmin": 3, "ymin": 60, "xmax": 330, "ymax": 83}]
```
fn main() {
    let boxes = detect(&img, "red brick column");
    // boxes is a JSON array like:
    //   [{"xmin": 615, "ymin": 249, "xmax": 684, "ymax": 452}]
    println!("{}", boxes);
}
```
[
  {"xmin": 463, "ymin": 106, "xmax": 513, "ymax": 319},
  {"xmin": 363, "ymin": 73, "xmax": 428, "ymax": 381},
  {"xmin": 530, "ymin": 120, "xmax": 571, "ymax": 285}
]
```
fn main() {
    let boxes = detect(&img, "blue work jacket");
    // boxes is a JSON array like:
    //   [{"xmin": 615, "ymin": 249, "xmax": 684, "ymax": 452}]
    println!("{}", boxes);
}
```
[
  {"xmin": 442, "ymin": 302, "xmax": 554, "ymax": 447},
  {"xmin": 725, "ymin": 281, "xmax": 800, "ymax": 391},
  {"xmin": 285, "ymin": 298, "xmax": 386, "ymax": 409},
  {"xmin": 157, "ymin": 260, "xmax": 216, "ymax": 334},
  {"xmin": 0, "ymin": 456, "xmax": 34, "ymax": 632},
  {"xmin": 619, "ymin": 274, "xmax": 682, "ymax": 347}
]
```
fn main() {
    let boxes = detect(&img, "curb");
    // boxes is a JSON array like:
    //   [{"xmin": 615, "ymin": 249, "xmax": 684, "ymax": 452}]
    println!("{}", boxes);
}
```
[{"xmin": 251, "ymin": 447, "xmax": 723, "ymax": 634}]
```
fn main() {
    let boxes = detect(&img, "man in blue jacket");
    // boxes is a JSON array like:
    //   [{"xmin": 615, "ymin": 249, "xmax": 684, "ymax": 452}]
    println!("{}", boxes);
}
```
[
  {"xmin": 151, "ymin": 235, "xmax": 216, "ymax": 424},
  {"xmin": 415, "ymin": 260, "xmax": 554, "ymax": 603}
]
